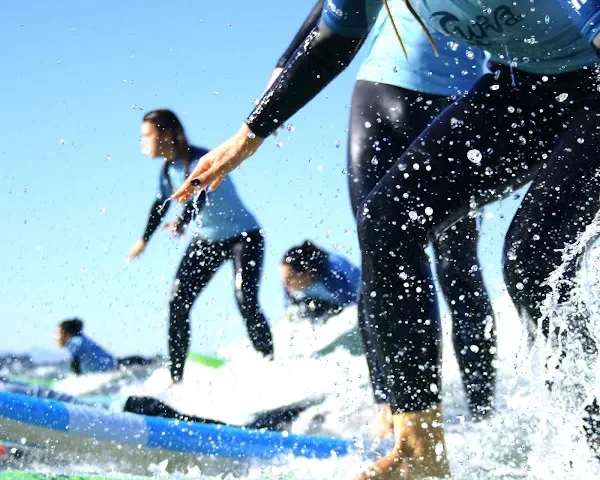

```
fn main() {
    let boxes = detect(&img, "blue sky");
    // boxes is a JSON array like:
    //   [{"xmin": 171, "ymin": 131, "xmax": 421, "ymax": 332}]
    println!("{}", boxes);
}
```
[{"xmin": 0, "ymin": 0, "xmax": 523, "ymax": 359}]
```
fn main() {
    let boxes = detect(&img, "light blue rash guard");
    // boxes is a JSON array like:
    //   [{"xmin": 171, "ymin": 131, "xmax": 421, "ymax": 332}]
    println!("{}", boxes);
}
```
[
  {"xmin": 321, "ymin": 0, "xmax": 599, "ymax": 74},
  {"xmin": 357, "ymin": 0, "xmax": 488, "ymax": 96}
]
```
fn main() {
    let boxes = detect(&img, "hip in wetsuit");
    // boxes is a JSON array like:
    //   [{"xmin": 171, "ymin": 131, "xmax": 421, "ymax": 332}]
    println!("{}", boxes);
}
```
[{"xmin": 141, "ymin": 146, "xmax": 274, "ymax": 382}]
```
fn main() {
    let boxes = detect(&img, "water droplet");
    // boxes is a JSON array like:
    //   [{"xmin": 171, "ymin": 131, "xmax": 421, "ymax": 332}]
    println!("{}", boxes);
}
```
[
  {"xmin": 425, "ymin": 207, "xmax": 433, "ymax": 216},
  {"xmin": 398, "ymin": 163, "xmax": 407, "ymax": 171},
  {"xmin": 485, "ymin": 166, "xmax": 494, "ymax": 176},
  {"xmin": 507, "ymin": 106, "xmax": 515, "ymax": 113},
  {"xmin": 556, "ymin": 93, "xmax": 569, "ymax": 102},
  {"xmin": 334, "ymin": 140, "xmax": 341, "ymax": 148},
  {"xmin": 369, "ymin": 291, "xmax": 377, "ymax": 298},
  {"xmin": 490, "ymin": 84, "xmax": 500, "ymax": 91},
  {"xmin": 545, "ymin": 15, "xmax": 550, "ymax": 24},
  {"xmin": 577, "ymin": 137, "xmax": 585, "ymax": 144},
  {"xmin": 364, "ymin": 121, "xmax": 372, "ymax": 129},
  {"xmin": 275, "ymin": 141, "xmax": 283, "ymax": 148},
  {"xmin": 467, "ymin": 149, "xmax": 482, "ymax": 164},
  {"xmin": 533, "ymin": 234, "xmax": 540, "ymax": 241},
  {"xmin": 247, "ymin": 132, "xmax": 256, "ymax": 139},
  {"xmin": 286, "ymin": 124, "xmax": 295, "ymax": 132},
  {"xmin": 409, "ymin": 211, "xmax": 418, "ymax": 220},
  {"xmin": 59, "ymin": 138, "xmax": 65, "ymax": 144},
  {"xmin": 104, "ymin": 154, "xmax": 112, "ymax": 161},
  {"xmin": 516, "ymin": 282, "xmax": 524, "ymax": 290},
  {"xmin": 371, "ymin": 157, "xmax": 378, "ymax": 165}
]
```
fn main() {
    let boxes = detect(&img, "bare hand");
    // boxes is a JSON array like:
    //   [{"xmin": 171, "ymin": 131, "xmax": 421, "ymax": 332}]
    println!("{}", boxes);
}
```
[
  {"xmin": 171, "ymin": 124, "xmax": 265, "ymax": 203},
  {"xmin": 127, "ymin": 239, "xmax": 147, "ymax": 262}
]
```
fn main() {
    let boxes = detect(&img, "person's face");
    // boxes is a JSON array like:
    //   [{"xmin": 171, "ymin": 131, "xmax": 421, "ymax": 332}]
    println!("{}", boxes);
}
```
[
  {"xmin": 140, "ymin": 121, "xmax": 170, "ymax": 158},
  {"xmin": 55, "ymin": 326, "xmax": 69, "ymax": 348},
  {"xmin": 280, "ymin": 263, "xmax": 313, "ymax": 293}
]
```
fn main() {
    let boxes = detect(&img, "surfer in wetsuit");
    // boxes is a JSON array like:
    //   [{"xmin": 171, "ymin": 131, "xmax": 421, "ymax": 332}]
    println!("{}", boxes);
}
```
[
  {"xmin": 56, "ymin": 318, "xmax": 150, "ymax": 375},
  {"xmin": 127, "ymin": 109, "xmax": 274, "ymax": 383},
  {"xmin": 170, "ymin": 0, "xmax": 600, "ymax": 476},
  {"xmin": 281, "ymin": 240, "xmax": 359, "ymax": 324}
]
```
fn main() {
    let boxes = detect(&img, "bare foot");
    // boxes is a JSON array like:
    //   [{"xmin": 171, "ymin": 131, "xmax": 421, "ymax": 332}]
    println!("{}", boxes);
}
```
[{"xmin": 352, "ymin": 406, "xmax": 450, "ymax": 480}]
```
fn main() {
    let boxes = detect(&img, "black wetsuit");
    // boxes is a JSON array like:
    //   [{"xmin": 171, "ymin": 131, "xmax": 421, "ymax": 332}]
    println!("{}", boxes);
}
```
[
  {"xmin": 275, "ymin": 0, "xmax": 496, "ymax": 418},
  {"xmin": 245, "ymin": 14, "xmax": 600, "ymax": 423},
  {"xmin": 348, "ymin": 81, "xmax": 496, "ymax": 417}
]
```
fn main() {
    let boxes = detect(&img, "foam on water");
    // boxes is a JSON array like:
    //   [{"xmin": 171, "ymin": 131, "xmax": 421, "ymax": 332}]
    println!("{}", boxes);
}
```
[{"xmin": 10, "ymin": 228, "xmax": 600, "ymax": 478}]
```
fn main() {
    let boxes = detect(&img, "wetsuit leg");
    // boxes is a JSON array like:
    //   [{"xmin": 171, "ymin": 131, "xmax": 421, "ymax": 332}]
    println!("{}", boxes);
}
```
[
  {"xmin": 230, "ymin": 230, "xmax": 274, "ymax": 358},
  {"xmin": 434, "ymin": 218, "xmax": 496, "ymax": 418},
  {"xmin": 348, "ymin": 80, "xmax": 497, "ymax": 415},
  {"xmin": 169, "ymin": 236, "xmax": 228, "ymax": 382},
  {"xmin": 357, "ymin": 65, "xmax": 574, "ymax": 413},
  {"xmin": 347, "ymin": 80, "xmax": 451, "ymax": 407},
  {"xmin": 501, "ymin": 104, "xmax": 600, "ymax": 450}
]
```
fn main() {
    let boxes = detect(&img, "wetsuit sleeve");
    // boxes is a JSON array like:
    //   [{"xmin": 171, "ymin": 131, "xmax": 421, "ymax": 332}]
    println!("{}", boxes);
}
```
[
  {"xmin": 246, "ymin": 0, "xmax": 381, "ymax": 138},
  {"xmin": 178, "ymin": 191, "xmax": 207, "ymax": 227},
  {"xmin": 276, "ymin": 0, "xmax": 325, "ymax": 68},
  {"xmin": 142, "ymin": 199, "xmax": 170, "ymax": 242}
]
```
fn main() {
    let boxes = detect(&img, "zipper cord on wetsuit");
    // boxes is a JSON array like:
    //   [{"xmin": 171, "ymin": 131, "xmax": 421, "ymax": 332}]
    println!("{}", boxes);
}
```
[{"xmin": 382, "ymin": 0, "xmax": 439, "ymax": 58}]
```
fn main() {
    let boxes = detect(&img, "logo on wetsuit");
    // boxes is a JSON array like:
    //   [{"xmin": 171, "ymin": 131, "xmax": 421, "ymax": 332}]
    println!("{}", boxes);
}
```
[{"xmin": 430, "ymin": 5, "xmax": 523, "ymax": 43}]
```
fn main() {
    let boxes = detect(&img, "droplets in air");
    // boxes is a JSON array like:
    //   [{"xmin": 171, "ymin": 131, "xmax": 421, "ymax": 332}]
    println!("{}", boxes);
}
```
[
  {"xmin": 364, "ymin": 121, "xmax": 372, "ymax": 129},
  {"xmin": 425, "ymin": 207, "xmax": 433, "ymax": 216},
  {"xmin": 467, "ymin": 149, "xmax": 482, "ymax": 164},
  {"xmin": 334, "ymin": 140, "xmax": 341, "ymax": 148},
  {"xmin": 247, "ymin": 131, "xmax": 256, "ymax": 139},
  {"xmin": 490, "ymin": 84, "xmax": 500, "ymax": 91},
  {"xmin": 577, "ymin": 138, "xmax": 585, "ymax": 144},
  {"xmin": 465, "ymin": 50, "xmax": 475, "ymax": 60},
  {"xmin": 556, "ymin": 93, "xmax": 569, "ymax": 103},
  {"xmin": 507, "ymin": 106, "xmax": 515, "ymax": 113},
  {"xmin": 371, "ymin": 157, "xmax": 378, "ymax": 166},
  {"xmin": 104, "ymin": 154, "xmax": 112, "ymax": 161},
  {"xmin": 286, "ymin": 124, "xmax": 295, "ymax": 132}
]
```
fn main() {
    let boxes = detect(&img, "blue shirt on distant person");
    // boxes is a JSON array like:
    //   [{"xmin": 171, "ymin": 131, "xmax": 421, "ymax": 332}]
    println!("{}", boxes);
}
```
[{"xmin": 66, "ymin": 334, "xmax": 116, "ymax": 374}]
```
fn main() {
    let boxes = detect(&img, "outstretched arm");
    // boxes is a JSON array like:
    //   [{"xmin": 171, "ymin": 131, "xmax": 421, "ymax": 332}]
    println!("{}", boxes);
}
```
[
  {"xmin": 172, "ymin": 0, "xmax": 383, "ymax": 201},
  {"xmin": 127, "ymin": 199, "xmax": 170, "ymax": 262}
]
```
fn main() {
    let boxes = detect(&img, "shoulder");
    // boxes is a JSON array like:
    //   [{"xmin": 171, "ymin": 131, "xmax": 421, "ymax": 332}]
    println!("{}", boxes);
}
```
[{"xmin": 66, "ymin": 335, "xmax": 84, "ymax": 353}]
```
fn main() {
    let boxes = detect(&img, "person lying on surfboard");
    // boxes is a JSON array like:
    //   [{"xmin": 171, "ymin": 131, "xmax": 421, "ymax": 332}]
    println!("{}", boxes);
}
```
[
  {"xmin": 281, "ymin": 240, "xmax": 360, "ymax": 325},
  {"xmin": 56, "ymin": 318, "xmax": 151, "ymax": 375}
]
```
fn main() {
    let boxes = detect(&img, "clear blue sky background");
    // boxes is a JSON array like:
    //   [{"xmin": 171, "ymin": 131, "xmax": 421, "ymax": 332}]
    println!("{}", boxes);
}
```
[{"xmin": 0, "ymin": 0, "xmax": 523, "ymax": 358}]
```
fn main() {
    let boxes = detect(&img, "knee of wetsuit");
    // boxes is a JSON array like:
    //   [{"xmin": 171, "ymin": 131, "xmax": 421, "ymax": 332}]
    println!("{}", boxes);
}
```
[{"xmin": 356, "ymin": 193, "xmax": 427, "ymax": 255}]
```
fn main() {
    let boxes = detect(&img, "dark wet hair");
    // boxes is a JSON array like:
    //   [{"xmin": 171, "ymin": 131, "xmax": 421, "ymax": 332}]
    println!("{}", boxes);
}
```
[
  {"xmin": 59, "ymin": 318, "xmax": 84, "ymax": 336},
  {"xmin": 143, "ymin": 109, "xmax": 192, "ymax": 181},
  {"xmin": 282, "ymin": 240, "xmax": 328, "ymax": 277}
]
